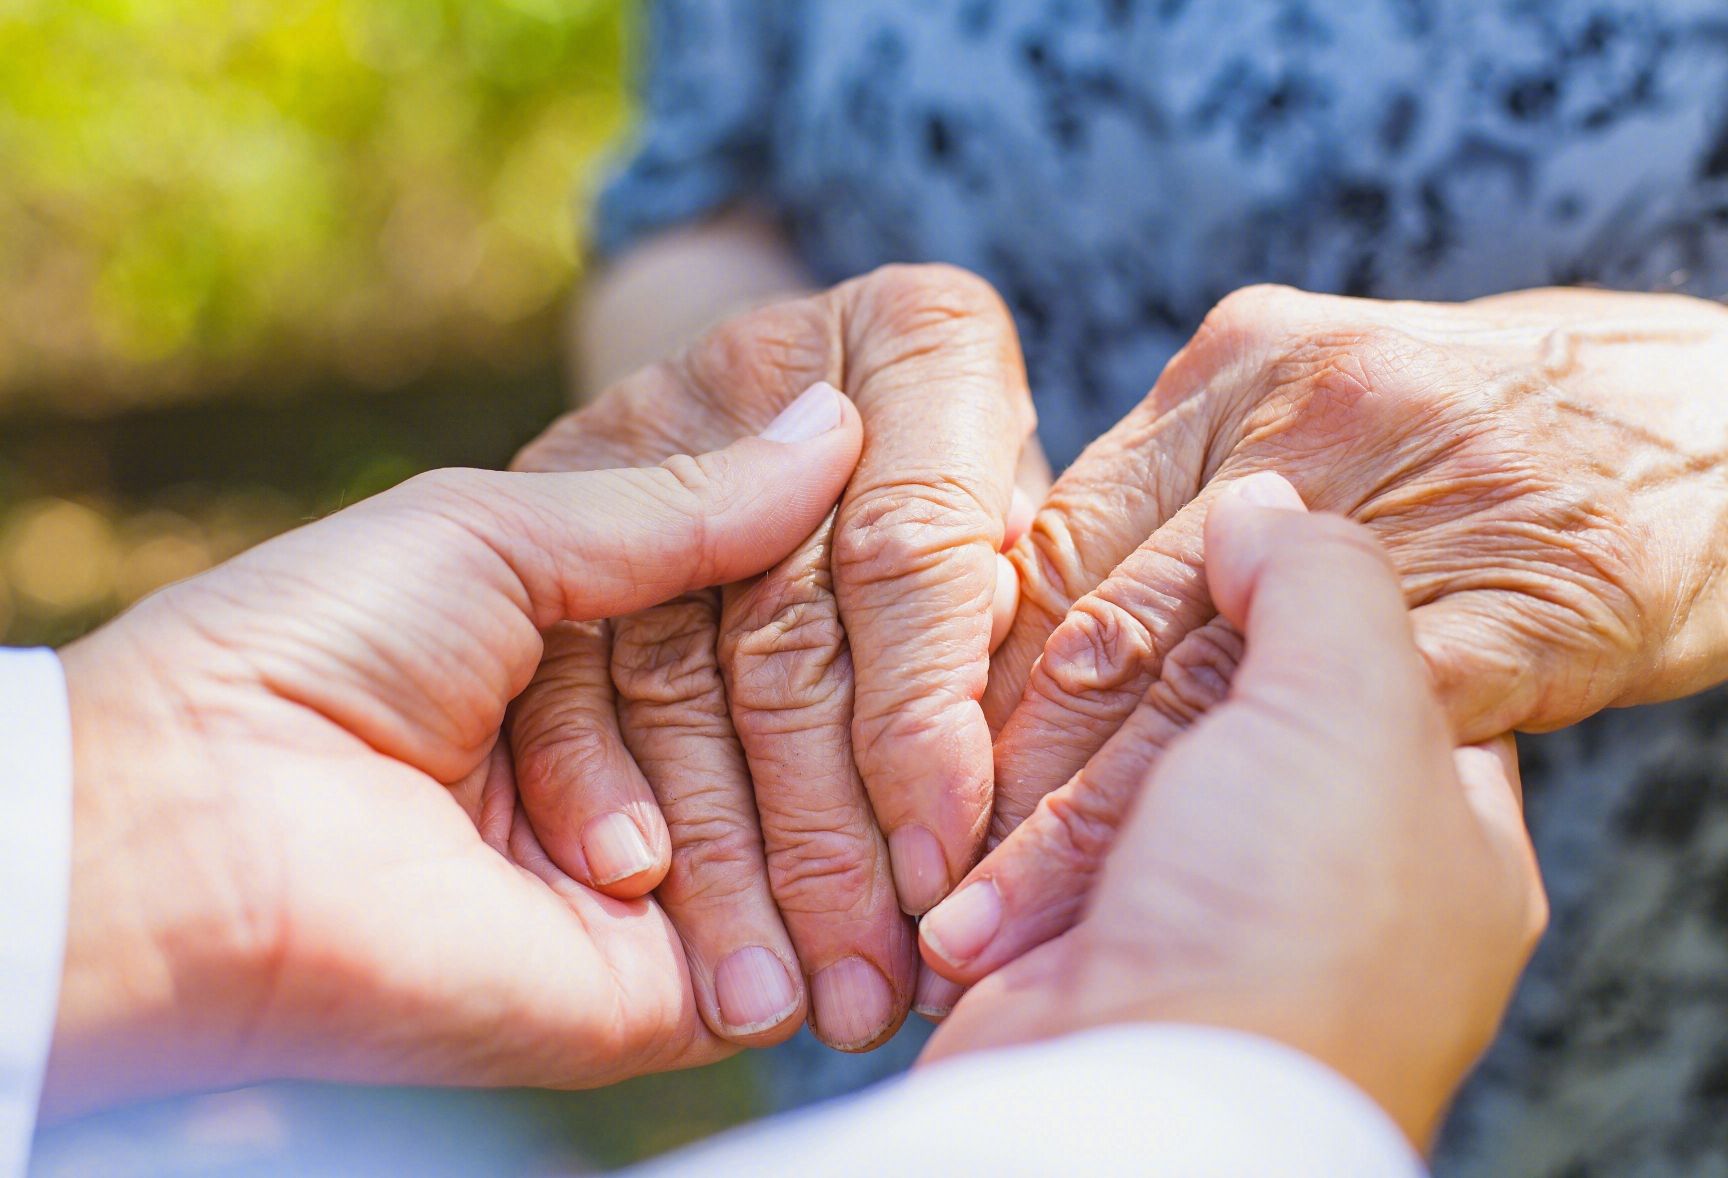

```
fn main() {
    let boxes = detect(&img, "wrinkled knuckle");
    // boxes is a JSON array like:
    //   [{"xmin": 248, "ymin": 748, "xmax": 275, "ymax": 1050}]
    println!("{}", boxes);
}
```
[
  {"xmin": 1040, "ymin": 595, "xmax": 1160, "ymax": 699},
  {"xmin": 1034, "ymin": 780, "xmax": 1124, "ymax": 868},
  {"xmin": 861, "ymin": 262, "xmax": 1007, "ymax": 328},
  {"xmin": 724, "ymin": 579, "xmax": 848, "ymax": 720},
  {"xmin": 1154, "ymin": 624, "xmax": 1242, "ymax": 723},
  {"xmin": 766, "ymin": 831, "xmax": 878, "ymax": 916},
  {"xmin": 611, "ymin": 601, "xmax": 724, "ymax": 709},
  {"xmin": 834, "ymin": 482, "xmax": 993, "ymax": 588},
  {"xmin": 730, "ymin": 647, "xmax": 849, "ymax": 734},
  {"xmin": 662, "ymin": 812, "xmax": 763, "ymax": 897},
  {"xmin": 851, "ymin": 688, "xmax": 952, "ymax": 750},
  {"xmin": 1200, "ymin": 284, "xmax": 1304, "ymax": 342},
  {"xmin": 656, "ymin": 450, "xmax": 722, "ymax": 502},
  {"xmin": 1012, "ymin": 513, "xmax": 1094, "ymax": 629},
  {"xmin": 513, "ymin": 715, "xmax": 616, "ymax": 797}
]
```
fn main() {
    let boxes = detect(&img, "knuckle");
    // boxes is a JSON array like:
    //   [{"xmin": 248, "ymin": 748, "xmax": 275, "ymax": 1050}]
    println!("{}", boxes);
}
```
[
  {"xmin": 858, "ymin": 262, "xmax": 1008, "ymax": 329},
  {"xmin": 850, "ymin": 684, "xmax": 968, "ymax": 754},
  {"xmin": 834, "ymin": 481, "xmax": 995, "ymax": 589},
  {"xmin": 661, "ymin": 807, "xmax": 764, "ymax": 898},
  {"xmin": 766, "ymin": 830, "xmax": 880, "ymax": 916},
  {"xmin": 611, "ymin": 599, "xmax": 724, "ymax": 710},
  {"xmin": 1032, "ymin": 780, "xmax": 1124, "ymax": 869},
  {"xmin": 1191, "ymin": 284, "xmax": 1305, "ymax": 352},
  {"xmin": 684, "ymin": 298, "xmax": 836, "ymax": 404},
  {"xmin": 729, "ymin": 642, "xmax": 849, "ymax": 735},
  {"xmin": 513, "ymin": 714, "xmax": 617, "ymax": 798},
  {"xmin": 655, "ymin": 450, "xmax": 724, "ymax": 506},
  {"xmin": 723, "ymin": 565, "xmax": 851, "ymax": 723},
  {"xmin": 1011, "ymin": 511, "xmax": 1097, "ymax": 630},
  {"xmin": 1526, "ymin": 882, "xmax": 1551, "ymax": 949},
  {"xmin": 1152, "ymin": 623, "xmax": 1243, "ymax": 723},
  {"xmin": 1039, "ymin": 595, "xmax": 1160, "ymax": 699},
  {"xmin": 1215, "ymin": 282, "xmax": 1305, "ymax": 320}
]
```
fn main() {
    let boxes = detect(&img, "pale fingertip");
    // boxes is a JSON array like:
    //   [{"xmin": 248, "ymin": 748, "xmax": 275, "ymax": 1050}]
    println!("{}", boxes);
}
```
[
  {"xmin": 1221, "ymin": 470, "xmax": 1306, "ymax": 511},
  {"xmin": 920, "ymin": 879, "xmax": 1002, "ymax": 969},
  {"xmin": 757, "ymin": 381, "xmax": 846, "ymax": 444}
]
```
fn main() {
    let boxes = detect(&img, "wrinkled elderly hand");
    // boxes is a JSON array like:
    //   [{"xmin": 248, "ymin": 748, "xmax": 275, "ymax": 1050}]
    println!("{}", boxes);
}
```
[
  {"xmin": 925, "ymin": 480, "xmax": 1546, "ymax": 1149},
  {"xmin": 48, "ymin": 394, "xmax": 862, "ymax": 1117},
  {"xmin": 510, "ymin": 264, "xmax": 1035, "ymax": 1049},
  {"xmin": 921, "ymin": 284, "xmax": 1728, "ymax": 991}
]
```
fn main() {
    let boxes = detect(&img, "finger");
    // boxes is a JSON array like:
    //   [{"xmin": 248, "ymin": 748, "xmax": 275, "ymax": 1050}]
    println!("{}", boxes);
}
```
[
  {"xmin": 923, "ymin": 620, "xmax": 1241, "ymax": 982},
  {"xmin": 431, "ymin": 381, "xmax": 863, "ymax": 629},
  {"xmin": 1454, "ymin": 735, "xmax": 1525, "ymax": 826},
  {"xmin": 719, "ymin": 518, "xmax": 914, "ymax": 1052},
  {"xmin": 1411, "ymin": 591, "xmax": 1561, "ymax": 743},
  {"xmin": 983, "ymin": 362, "xmax": 1227, "ymax": 732},
  {"xmin": 1453, "ymin": 735, "xmax": 1548, "ymax": 949},
  {"xmin": 829, "ymin": 267, "xmax": 1029, "ymax": 918},
  {"xmin": 832, "ymin": 268, "xmax": 1036, "ymax": 915},
  {"xmin": 509, "ymin": 620, "xmax": 671, "ymax": 896},
  {"xmin": 610, "ymin": 592, "xmax": 807, "ymax": 1048},
  {"xmin": 1204, "ymin": 473, "xmax": 1434, "ymax": 741},
  {"xmin": 988, "ymin": 492, "xmax": 1215, "ymax": 839}
]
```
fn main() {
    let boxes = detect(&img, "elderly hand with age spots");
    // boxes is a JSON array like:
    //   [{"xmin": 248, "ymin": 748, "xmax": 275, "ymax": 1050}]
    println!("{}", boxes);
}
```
[
  {"xmin": 919, "ymin": 283, "xmax": 1728, "ymax": 1002},
  {"xmin": 922, "ymin": 474, "xmax": 1547, "ymax": 1151}
]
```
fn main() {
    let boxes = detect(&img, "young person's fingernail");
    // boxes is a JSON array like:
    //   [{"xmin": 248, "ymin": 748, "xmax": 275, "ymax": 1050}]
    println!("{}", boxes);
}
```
[
  {"xmin": 758, "ymin": 381, "xmax": 845, "ymax": 444},
  {"xmin": 888, "ymin": 825, "xmax": 951, "ymax": 915},
  {"xmin": 715, "ymin": 946, "xmax": 800, "ymax": 1035},
  {"xmin": 913, "ymin": 965, "xmax": 965, "ymax": 1021},
  {"xmin": 1224, "ymin": 470, "xmax": 1306, "ymax": 511},
  {"xmin": 920, "ymin": 879, "xmax": 1002, "ymax": 967},
  {"xmin": 582, "ymin": 811, "xmax": 656, "ymax": 886},
  {"xmin": 811, "ymin": 957, "xmax": 896, "ymax": 1050}
]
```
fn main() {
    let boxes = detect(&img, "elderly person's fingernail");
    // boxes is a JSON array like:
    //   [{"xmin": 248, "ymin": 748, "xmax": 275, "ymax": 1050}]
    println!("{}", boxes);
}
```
[
  {"xmin": 715, "ymin": 947, "xmax": 800, "ymax": 1035},
  {"xmin": 920, "ymin": 879, "xmax": 1002, "ymax": 968},
  {"xmin": 1223, "ymin": 470, "xmax": 1305, "ymax": 510},
  {"xmin": 888, "ymin": 825, "xmax": 950, "ymax": 915},
  {"xmin": 811, "ymin": 957, "xmax": 895, "ymax": 1050},
  {"xmin": 758, "ymin": 381, "xmax": 846, "ymax": 444},
  {"xmin": 913, "ymin": 965, "xmax": 965, "ymax": 1021},
  {"xmin": 582, "ymin": 811, "xmax": 656, "ymax": 886}
]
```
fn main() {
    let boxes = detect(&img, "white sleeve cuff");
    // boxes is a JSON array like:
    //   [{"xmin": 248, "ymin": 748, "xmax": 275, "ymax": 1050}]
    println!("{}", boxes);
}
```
[
  {"xmin": 634, "ymin": 1023, "xmax": 1425, "ymax": 1177},
  {"xmin": 0, "ymin": 649, "xmax": 72, "ymax": 1178}
]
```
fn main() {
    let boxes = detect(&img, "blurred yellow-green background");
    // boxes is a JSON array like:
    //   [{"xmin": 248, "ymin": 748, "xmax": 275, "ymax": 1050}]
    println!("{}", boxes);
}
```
[
  {"xmin": 0, "ymin": 0, "xmax": 625, "ymax": 646},
  {"xmin": 3, "ymin": 1, "xmax": 793, "ymax": 1170}
]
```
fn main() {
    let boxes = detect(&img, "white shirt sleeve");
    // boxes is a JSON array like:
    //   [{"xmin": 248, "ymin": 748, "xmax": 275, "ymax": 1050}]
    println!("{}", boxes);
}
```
[
  {"xmin": 0, "ymin": 649, "xmax": 72, "ymax": 1178},
  {"xmin": 632, "ymin": 1023, "xmax": 1426, "ymax": 1178}
]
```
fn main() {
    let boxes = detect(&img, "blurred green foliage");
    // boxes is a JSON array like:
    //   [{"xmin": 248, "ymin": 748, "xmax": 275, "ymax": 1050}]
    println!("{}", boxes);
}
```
[
  {"xmin": 0, "ymin": 0, "xmax": 629, "ymax": 408},
  {"xmin": 0, "ymin": 0, "xmax": 634, "ymax": 645}
]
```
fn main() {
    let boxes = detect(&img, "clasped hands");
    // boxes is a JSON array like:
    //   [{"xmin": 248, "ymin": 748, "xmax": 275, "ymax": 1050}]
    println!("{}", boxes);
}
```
[{"xmin": 50, "ymin": 267, "xmax": 1728, "ymax": 1149}]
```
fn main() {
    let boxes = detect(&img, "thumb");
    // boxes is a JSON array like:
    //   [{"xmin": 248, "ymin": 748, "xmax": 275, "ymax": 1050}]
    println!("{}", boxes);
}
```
[
  {"xmin": 1203, "ymin": 471, "xmax": 1431, "ymax": 731},
  {"xmin": 436, "ymin": 382, "xmax": 863, "ymax": 626}
]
